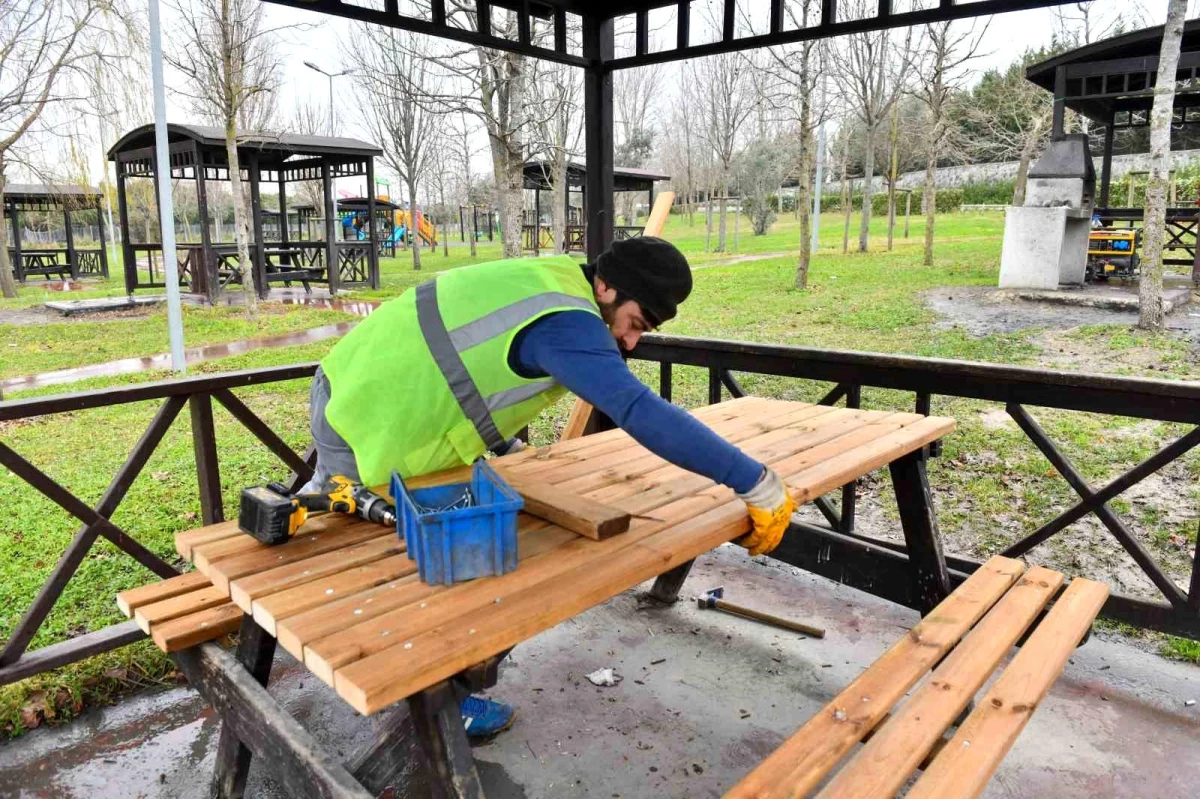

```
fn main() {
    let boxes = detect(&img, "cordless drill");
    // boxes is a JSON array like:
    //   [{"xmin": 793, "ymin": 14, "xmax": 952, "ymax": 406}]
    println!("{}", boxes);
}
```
[{"xmin": 238, "ymin": 475, "xmax": 397, "ymax": 545}]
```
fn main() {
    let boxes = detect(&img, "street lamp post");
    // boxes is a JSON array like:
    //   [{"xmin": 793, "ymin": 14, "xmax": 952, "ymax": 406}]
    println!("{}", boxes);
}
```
[{"xmin": 303, "ymin": 61, "xmax": 351, "ymax": 136}]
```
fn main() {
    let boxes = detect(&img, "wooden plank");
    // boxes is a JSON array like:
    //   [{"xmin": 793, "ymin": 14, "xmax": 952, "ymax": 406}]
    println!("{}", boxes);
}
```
[
  {"xmin": 117, "ymin": 571, "xmax": 212, "ymax": 618},
  {"xmin": 252, "ymin": 554, "xmax": 417, "ymax": 636},
  {"xmin": 278, "ymin": 521, "xmax": 574, "ymax": 663},
  {"xmin": 725, "ymin": 556, "xmax": 1028, "ymax": 799},
  {"xmin": 817, "ymin": 566, "xmax": 1065, "ymax": 798},
  {"xmin": 170, "ymin": 642, "xmax": 373, "ymax": 799},
  {"xmin": 151, "ymin": 603, "xmax": 244, "ymax": 653},
  {"xmin": 505, "ymin": 477, "xmax": 630, "ymax": 540},
  {"xmin": 176, "ymin": 520, "xmax": 240, "ymax": 560},
  {"xmin": 332, "ymin": 433, "xmax": 969, "ymax": 715},
  {"xmin": 134, "ymin": 585, "xmax": 231, "ymax": 634},
  {"xmin": 305, "ymin": 417, "xmax": 880, "ymax": 685},
  {"xmin": 907, "ymin": 579, "xmax": 1110, "ymax": 799},
  {"xmin": 198, "ymin": 522, "xmax": 383, "ymax": 594},
  {"xmin": 229, "ymin": 534, "xmax": 402, "ymax": 613},
  {"xmin": 560, "ymin": 399, "xmax": 594, "ymax": 440},
  {"xmin": 189, "ymin": 509, "xmax": 367, "ymax": 570}
]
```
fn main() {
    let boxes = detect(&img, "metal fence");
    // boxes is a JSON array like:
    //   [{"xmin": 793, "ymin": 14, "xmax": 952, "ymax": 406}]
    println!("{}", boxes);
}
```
[{"xmin": 1, "ymin": 335, "xmax": 1198, "ymax": 687}]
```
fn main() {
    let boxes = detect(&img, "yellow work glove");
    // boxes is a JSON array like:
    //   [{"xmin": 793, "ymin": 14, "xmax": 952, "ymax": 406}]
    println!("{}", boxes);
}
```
[{"xmin": 735, "ymin": 467, "xmax": 796, "ymax": 557}]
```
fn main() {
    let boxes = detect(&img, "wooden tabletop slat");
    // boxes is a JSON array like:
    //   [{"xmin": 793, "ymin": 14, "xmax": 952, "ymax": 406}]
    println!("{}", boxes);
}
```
[
  {"xmin": 816, "ymin": 566, "xmax": 1065, "ymax": 799},
  {"xmin": 134, "ymin": 585, "xmax": 232, "ymax": 634},
  {"xmin": 117, "ymin": 571, "xmax": 213, "ymax": 618},
  {"xmin": 906, "ymin": 579, "xmax": 1110, "ymax": 799},
  {"xmin": 151, "ymin": 602, "xmax": 244, "ymax": 653},
  {"xmin": 199, "ymin": 522, "xmax": 383, "ymax": 593},
  {"xmin": 724, "ymin": 556, "xmax": 1025, "ymax": 799},
  {"xmin": 176, "ymin": 521, "xmax": 241, "ymax": 560}
]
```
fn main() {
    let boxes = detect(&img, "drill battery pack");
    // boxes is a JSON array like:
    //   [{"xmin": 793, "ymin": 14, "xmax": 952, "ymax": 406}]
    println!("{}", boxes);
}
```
[{"xmin": 238, "ymin": 486, "xmax": 300, "ymax": 545}]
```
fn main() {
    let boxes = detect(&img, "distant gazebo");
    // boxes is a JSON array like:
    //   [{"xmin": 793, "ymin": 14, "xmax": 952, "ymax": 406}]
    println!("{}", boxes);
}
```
[
  {"xmin": 4, "ymin": 184, "xmax": 108, "ymax": 282},
  {"xmin": 107, "ymin": 124, "xmax": 384, "ymax": 301},
  {"xmin": 521, "ymin": 160, "xmax": 669, "ymax": 254}
]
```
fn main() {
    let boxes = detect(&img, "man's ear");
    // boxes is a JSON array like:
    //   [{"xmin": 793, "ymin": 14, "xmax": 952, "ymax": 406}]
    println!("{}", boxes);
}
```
[{"xmin": 593, "ymin": 276, "xmax": 616, "ymax": 303}]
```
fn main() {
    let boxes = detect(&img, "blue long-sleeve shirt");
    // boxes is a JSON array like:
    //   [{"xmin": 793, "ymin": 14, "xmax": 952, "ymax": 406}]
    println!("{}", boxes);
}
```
[{"xmin": 510, "ymin": 310, "xmax": 764, "ymax": 494}]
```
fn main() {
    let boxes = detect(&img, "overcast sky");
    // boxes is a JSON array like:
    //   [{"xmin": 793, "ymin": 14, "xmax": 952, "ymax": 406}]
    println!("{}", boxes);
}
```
[{"xmin": 143, "ymin": 0, "xmax": 1181, "ymax": 199}]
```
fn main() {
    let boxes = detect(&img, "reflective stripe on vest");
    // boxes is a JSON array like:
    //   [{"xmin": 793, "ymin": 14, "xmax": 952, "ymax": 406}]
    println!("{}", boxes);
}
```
[
  {"xmin": 417, "ymin": 282, "xmax": 581, "ymax": 451},
  {"xmin": 415, "ymin": 280, "xmax": 507, "ymax": 452}
]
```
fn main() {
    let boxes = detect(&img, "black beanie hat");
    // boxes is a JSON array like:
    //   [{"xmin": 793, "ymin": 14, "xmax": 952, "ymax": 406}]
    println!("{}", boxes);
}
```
[{"xmin": 593, "ymin": 236, "xmax": 692, "ymax": 326}]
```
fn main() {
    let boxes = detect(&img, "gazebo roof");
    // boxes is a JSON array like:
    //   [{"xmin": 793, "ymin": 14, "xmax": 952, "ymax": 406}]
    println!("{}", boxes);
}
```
[
  {"xmin": 3, "ymin": 183, "xmax": 102, "ymax": 207},
  {"xmin": 1026, "ymin": 20, "xmax": 1200, "ymax": 123},
  {"xmin": 522, "ymin": 160, "xmax": 669, "ymax": 192},
  {"xmin": 337, "ymin": 196, "xmax": 402, "ymax": 211},
  {"xmin": 107, "ymin": 123, "xmax": 382, "ymax": 161}
]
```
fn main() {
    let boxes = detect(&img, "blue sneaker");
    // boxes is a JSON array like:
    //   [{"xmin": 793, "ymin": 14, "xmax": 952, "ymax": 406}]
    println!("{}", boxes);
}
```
[{"xmin": 460, "ymin": 695, "xmax": 515, "ymax": 738}]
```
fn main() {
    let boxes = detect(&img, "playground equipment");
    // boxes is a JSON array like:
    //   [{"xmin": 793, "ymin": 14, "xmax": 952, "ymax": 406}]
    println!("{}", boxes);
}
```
[{"xmin": 394, "ymin": 209, "xmax": 437, "ymax": 246}]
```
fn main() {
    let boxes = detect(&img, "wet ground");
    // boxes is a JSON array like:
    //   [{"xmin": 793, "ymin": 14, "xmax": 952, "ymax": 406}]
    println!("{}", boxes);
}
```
[
  {"xmin": 1, "ymin": 546, "xmax": 1197, "ymax": 798},
  {"xmin": 924, "ymin": 282, "xmax": 1200, "ymax": 341}
]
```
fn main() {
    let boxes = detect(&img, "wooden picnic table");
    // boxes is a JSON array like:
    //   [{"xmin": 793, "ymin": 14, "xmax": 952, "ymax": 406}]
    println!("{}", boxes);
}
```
[{"xmin": 131, "ymin": 397, "xmax": 956, "ymax": 798}]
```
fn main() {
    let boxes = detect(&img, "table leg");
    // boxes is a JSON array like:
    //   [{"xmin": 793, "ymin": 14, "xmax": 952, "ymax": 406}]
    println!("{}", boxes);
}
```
[
  {"xmin": 889, "ymin": 450, "xmax": 952, "ymax": 614},
  {"xmin": 211, "ymin": 616, "xmax": 277, "ymax": 799},
  {"xmin": 407, "ymin": 680, "xmax": 484, "ymax": 799},
  {"xmin": 648, "ymin": 559, "xmax": 695, "ymax": 603},
  {"xmin": 345, "ymin": 706, "xmax": 426, "ymax": 796}
]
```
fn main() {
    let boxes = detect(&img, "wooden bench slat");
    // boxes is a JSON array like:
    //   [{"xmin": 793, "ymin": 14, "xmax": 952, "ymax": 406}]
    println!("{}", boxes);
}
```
[
  {"xmin": 135, "ymin": 585, "xmax": 232, "ymax": 633},
  {"xmin": 117, "ymin": 571, "xmax": 212, "ymax": 618},
  {"xmin": 724, "ymin": 556, "xmax": 1026, "ymax": 799},
  {"xmin": 816, "ymin": 566, "xmax": 1065, "ymax": 798},
  {"xmin": 229, "ymin": 534, "xmax": 403, "ymax": 612},
  {"xmin": 906, "ymin": 579, "xmax": 1110, "ymax": 799},
  {"xmin": 151, "ymin": 602, "xmax": 244, "ymax": 653},
  {"xmin": 199, "ymin": 522, "xmax": 383, "ymax": 593},
  {"xmin": 252, "ymin": 553, "xmax": 418, "ymax": 636}
]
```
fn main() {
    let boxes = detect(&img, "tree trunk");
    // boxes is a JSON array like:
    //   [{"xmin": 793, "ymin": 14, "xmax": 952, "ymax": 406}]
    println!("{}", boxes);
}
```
[
  {"xmin": 840, "ymin": 135, "xmax": 851, "ymax": 255},
  {"xmin": 551, "ymin": 154, "xmax": 567, "ymax": 254},
  {"xmin": 1012, "ymin": 120, "xmax": 1043, "ymax": 206},
  {"xmin": 1140, "ymin": 0, "xmax": 1189, "ymax": 330},
  {"xmin": 704, "ymin": 192, "xmax": 713, "ymax": 252},
  {"xmin": 732, "ymin": 193, "xmax": 740, "ymax": 253},
  {"xmin": 225, "ymin": 123, "xmax": 257, "ymax": 315},
  {"xmin": 717, "ymin": 167, "xmax": 729, "ymax": 252},
  {"xmin": 408, "ymin": 180, "xmax": 422, "ymax": 270},
  {"xmin": 0, "ymin": 166, "xmax": 16, "ymax": 299},
  {"xmin": 887, "ymin": 105, "xmax": 899, "ymax": 252},
  {"xmin": 923, "ymin": 149, "xmax": 937, "ymax": 266},
  {"xmin": 441, "ymin": 186, "xmax": 449, "ymax": 257},
  {"xmin": 795, "ymin": 125, "xmax": 814, "ymax": 290},
  {"xmin": 858, "ymin": 123, "xmax": 876, "ymax": 253}
]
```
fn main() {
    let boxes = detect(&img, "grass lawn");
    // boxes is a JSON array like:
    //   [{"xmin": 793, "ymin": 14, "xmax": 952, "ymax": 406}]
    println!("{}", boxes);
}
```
[{"xmin": 2, "ymin": 209, "xmax": 1197, "ymax": 736}]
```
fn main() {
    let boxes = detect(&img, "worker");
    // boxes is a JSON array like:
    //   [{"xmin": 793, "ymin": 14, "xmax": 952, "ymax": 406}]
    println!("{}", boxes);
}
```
[{"xmin": 304, "ymin": 236, "xmax": 796, "ymax": 738}]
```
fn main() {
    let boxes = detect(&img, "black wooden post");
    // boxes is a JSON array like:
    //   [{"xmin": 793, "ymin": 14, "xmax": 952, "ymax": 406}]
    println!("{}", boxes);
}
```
[
  {"xmin": 1052, "ymin": 65, "xmax": 1066, "ymax": 138},
  {"xmin": 889, "ymin": 450, "xmax": 951, "ymax": 614},
  {"xmin": 248, "ymin": 153, "xmax": 268, "ymax": 300},
  {"xmin": 649, "ymin": 560, "xmax": 695, "ymax": 603},
  {"xmin": 9, "ymin": 202, "xmax": 23, "ymax": 282},
  {"xmin": 190, "ymin": 393, "xmax": 224, "ymax": 525},
  {"xmin": 840, "ymin": 385, "xmax": 861, "ymax": 534},
  {"xmin": 116, "ymin": 170, "xmax": 136, "ymax": 294},
  {"xmin": 583, "ymin": 15, "xmax": 615, "ymax": 262},
  {"xmin": 533, "ymin": 186, "xmax": 541, "ymax": 255},
  {"xmin": 63, "ymin": 206, "xmax": 78, "ymax": 281},
  {"xmin": 407, "ymin": 681, "xmax": 483, "ymax": 798},
  {"xmin": 708, "ymin": 367, "xmax": 722, "ymax": 405},
  {"xmin": 322, "ymin": 157, "xmax": 339, "ymax": 295},
  {"xmin": 95, "ymin": 198, "xmax": 110, "ymax": 278},
  {"xmin": 366, "ymin": 156, "xmax": 380, "ymax": 289},
  {"xmin": 659, "ymin": 361, "xmax": 672, "ymax": 402},
  {"xmin": 211, "ymin": 616, "xmax": 277, "ymax": 799},
  {"xmin": 1099, "ymin": 112, "xmax": 1115, "ymax": 208}
]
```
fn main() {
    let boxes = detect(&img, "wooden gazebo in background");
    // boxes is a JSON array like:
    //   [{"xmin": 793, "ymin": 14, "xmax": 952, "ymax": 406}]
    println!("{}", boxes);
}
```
[
  {"xmin": 4, "ymin": 184, "xmax": 108, "ymax": 282},
  {"xmin": 106, "ymin": 124, "xmax": 383, "ymax": 301}
]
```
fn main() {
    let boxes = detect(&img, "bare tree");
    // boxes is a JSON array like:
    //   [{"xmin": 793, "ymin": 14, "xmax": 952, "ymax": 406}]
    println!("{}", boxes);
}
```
[
  {"xmin": 663, "ymin": 70, "xmax": 700, "ymax": 227},
  {"xmin": 531, "ymin": 56, "xmax": 582, "ymax": 254},
  {"xmin": 912, "ymin": 20, "xmax": 988, "ymax": 265},
  {"xmin": 693, "ymin": 53, "xmax": 755, "ymax": 252},
  {"xmin": 835, "ymin": 9, "xmax": 912, "ymax": 253},
  {"xmin": 0, "ymin": 1, "xmax": 105, "ymax": 299},
  {"xmin": 614, "ymin": 66, "xmax": 662, "ymax": 225},
  {"xmin": 756, "ymin": 0, "xmax": 825, "ymax": 287},
  {"xmin": 454, "ymin": 113, "xmax": 479, "ymax": 258},
  {"xmin": 167, "ymin": 0, "xmax": 284, "ymax": 313},
  {"xmin": 349, "ymin": 25, "xmax": 440, "ymax": 271},
  {"xmin": 1139, "ymin": 0, "xmax": 1189, "ymax": 330},
  {"xmin": 289, "ymin": 99, "xmax": 327, "ymax": 213}
]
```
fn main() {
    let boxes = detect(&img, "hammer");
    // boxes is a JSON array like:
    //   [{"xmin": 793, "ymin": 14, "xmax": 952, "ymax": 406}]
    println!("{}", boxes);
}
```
[{"xmin": 696, "ymin": 587, "xmax": 825, "ymax": 638}]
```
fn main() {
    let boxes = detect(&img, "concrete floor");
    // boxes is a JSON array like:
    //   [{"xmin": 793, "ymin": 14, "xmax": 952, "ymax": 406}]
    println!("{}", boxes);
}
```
[{"xmin": 2, "ymin": 546, "xmax": 1198, "ymax": 798}]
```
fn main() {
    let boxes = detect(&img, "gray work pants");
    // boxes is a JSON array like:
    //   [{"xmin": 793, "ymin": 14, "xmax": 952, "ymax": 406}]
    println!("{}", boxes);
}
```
[{"xmin": 300, "ymin": 366, "xmax": 361, "ymax": 494}]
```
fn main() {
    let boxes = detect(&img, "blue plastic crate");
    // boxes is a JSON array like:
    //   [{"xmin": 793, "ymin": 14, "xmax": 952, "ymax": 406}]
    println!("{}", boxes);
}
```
[{"xmin": 391, "ymin": 460, "xmax": 524, "ymax": 585}]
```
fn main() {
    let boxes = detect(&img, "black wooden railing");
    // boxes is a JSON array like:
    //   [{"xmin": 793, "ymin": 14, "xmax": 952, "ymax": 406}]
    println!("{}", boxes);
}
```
[{"xmin": 2, "ymin": 336, "xmax": 1198, "ymax": 687}]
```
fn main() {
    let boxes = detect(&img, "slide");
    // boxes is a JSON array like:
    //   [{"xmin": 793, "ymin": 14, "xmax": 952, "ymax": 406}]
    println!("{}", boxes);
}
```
[{"xmin": 394, "ymin": 210, "xmax": 437, "ymax": 246}]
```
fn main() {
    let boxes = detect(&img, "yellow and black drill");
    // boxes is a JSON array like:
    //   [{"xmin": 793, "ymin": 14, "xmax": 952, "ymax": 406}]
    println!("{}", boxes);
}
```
[{"xmin": 238, "ymin": 475, "xmax": 397, "ymax": 545}]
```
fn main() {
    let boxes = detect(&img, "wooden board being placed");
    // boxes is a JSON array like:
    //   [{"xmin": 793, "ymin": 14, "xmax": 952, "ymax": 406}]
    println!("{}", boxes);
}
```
[{"xmin": 500, "ymin": 474, "xmax": 630, "ymax": 540}]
